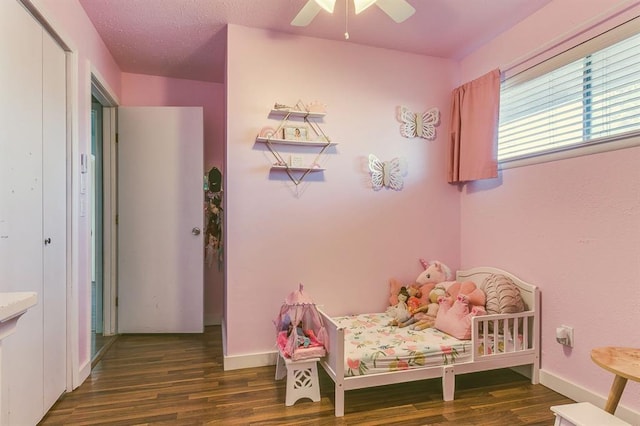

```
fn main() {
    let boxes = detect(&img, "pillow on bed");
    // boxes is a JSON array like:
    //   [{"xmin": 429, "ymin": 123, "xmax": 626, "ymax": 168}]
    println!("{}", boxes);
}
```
[{"xmin": 480, "ymin": 274, "xmax": 526, "ymax": 314}]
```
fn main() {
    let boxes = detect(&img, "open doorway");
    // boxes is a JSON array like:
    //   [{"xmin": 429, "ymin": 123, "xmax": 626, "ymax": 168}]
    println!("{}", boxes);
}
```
[
  {"xmin": 90, "ymin": 96, "xmax": 107, "ymax": 359},
  {"xmin": 90, "ymin": 76, "xmax": 119, "ymax": 364}
]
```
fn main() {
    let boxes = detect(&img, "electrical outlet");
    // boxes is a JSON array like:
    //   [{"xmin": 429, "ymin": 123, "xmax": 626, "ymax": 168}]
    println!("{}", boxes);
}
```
[{"xmin": 556, "ymin": 325, "xmax": 574, "ymax": 347}]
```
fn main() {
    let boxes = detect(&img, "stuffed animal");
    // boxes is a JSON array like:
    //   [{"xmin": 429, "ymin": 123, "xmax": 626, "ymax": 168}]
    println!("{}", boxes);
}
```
[
  {"xmin": 440, "ymin": 280, "xmax": 486, "ymax": 311},
  {"xmin": 398, "ymin": 303, "xmax": 440, "ymax": 330},
  {"xmin": 433, "ymin": 279, "xmax": 487, "ymax": 339},
  {"xmin": 388, "ymin": 259, "xmax": 449, "ymax": 306},
  {"xmin": 287, "ymin": 322, "xmax": 311, "ymax": 347},
  {"xmin": 434, "ymin": 293, "xmax": 486, "ymax": 339},
  {"xmin": 387, "ymin": 286, "xmax": 411, "ymax": 325},
  {"xmin": 410, "ymin": 259, "xmax": 454, "ymax": 317},
  {"xmin": 405, "ymin": 286, "xmax": 423, "ymax": 314},
  {"xmin": 388, "ymin": 278, "xmax": 405, "ymax": 306},
  {"xmin": 418, "ymin": 260, "xmax": 485, "ymax": 316}
]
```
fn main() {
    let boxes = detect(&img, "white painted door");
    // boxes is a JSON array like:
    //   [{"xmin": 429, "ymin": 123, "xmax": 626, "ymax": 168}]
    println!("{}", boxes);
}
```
[
  {"xmin": 0, "ymin": 1, "xmax": 44, "ymax": 424},
  {"xmin": 118, "ymin": 107, "xmax": 204, "ymax": 333},
  {"xmin": 42, "ymin": 28, "xmax": 67, "ymax": 412},
  {"xmin": 0, "ymin": 0, "xmax": 67, "ymax": 423}
]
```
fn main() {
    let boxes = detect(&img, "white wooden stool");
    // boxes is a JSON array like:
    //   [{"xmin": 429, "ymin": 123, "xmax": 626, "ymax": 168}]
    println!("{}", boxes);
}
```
[
  {"xmin": 551, "ymin": 402, "xmax": 631, "ymax": 426},
  {"xmin": 275, "ymin": 350, "xmax": 321, "ymax": 406}
]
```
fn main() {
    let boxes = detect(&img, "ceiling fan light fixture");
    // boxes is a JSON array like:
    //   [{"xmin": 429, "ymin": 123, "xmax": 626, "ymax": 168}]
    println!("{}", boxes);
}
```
[
  {"xmin": 314, "ymin": 0, "xmax": 336, "ymax": 13},
  {"xmin": 354, "ymin": 0, "xmax": 377, "ymax": 14}
]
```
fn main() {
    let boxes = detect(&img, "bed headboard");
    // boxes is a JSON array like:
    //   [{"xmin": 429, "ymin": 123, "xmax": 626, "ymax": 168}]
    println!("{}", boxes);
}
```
[{"xmin": 456, "ymin": 266, "xmax": 538, "ymax": 313}]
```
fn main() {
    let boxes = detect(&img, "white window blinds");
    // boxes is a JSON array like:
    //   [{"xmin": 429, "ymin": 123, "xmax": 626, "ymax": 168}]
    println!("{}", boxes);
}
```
[{"xmin": 498, "ymin": 19, "xmax": 640, "ymax": 162}]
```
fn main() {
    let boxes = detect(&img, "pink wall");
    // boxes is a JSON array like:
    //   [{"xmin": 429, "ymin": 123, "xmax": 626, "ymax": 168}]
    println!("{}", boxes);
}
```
[
  {"xmin": 459, "ymin": 0, "xmax": 640, "ymax": 413},
  {"xmin": 225, "ymin": 25, "xmax": 460, "ymax": 356},
  {"xmin": 121, "ymin": 72, "xmax": 225, "ymax": 324},
  {"xmin": 121, "ymin": 73, "xmax": 225, "ymax": 170}
]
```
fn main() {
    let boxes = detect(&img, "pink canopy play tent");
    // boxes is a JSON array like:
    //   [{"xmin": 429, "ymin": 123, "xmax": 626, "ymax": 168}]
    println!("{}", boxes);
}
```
[{"xmin": 275, "ymin": 284, "xmax": 328, "ymax": 361}]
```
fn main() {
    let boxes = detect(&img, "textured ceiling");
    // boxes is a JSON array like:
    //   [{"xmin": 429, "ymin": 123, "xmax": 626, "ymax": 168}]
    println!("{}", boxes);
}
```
[{"xmin": 79, "ymin": 0, "xmax": 553, "ymax": 84}]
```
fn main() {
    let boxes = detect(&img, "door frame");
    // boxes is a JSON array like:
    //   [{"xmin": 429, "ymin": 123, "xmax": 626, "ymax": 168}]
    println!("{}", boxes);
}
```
[{"xmin": 90, "ymin": 75, "xmax": 118, "ymax": 336}]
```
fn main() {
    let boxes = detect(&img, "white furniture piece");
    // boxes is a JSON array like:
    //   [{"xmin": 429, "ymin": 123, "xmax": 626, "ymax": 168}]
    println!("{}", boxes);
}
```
[
  {"xmin": 551, "ymin": 402, "xmax": 631, "ymax": 426},
  {"xmin": 256, "ymin": 101, "xmax": 337, "ymax": 186},
  {"xmin": 318, "ymin": 266, "xmax": 541, "ymax": 417},
  {"xmin": 0, "ymin": 292, "xmax": 37, "ymax": 425},
  {"xmin": 0, "ymin": 292, "xmax": 37, "ymax": 338},
  {"xmin": 275, "ymin": 349, "xmax": 321, "ymax": 406}
]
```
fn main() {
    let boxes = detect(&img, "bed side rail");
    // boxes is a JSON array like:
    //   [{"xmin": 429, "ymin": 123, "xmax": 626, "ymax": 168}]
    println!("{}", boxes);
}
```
[{"xmin": 471, "ymin": 310, "xmax": 537, "ymax": 360}]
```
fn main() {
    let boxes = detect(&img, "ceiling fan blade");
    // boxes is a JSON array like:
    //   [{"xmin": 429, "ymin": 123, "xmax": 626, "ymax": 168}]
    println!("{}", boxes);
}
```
[
  {"xmin": 353, "ymin": 0, "xmax": 377, "ymax": 14},
  {"xmin": 291, "ymin": 1, "xmax": 323, "ymax": 27},
  {"xmin": 375, "ymin": 0, "xmax": 416, "ymax": 23}
]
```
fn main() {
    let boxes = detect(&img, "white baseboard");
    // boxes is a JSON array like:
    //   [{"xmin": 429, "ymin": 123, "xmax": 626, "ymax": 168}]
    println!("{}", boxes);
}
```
[
  {"xmin": 223, "ymin": 350, "xmax": 278, "ymax": 371},
  {"xmin": 219, "ymin": 318, "xmax": 278, "ymax": 371},
  {"xmin": 540, "ymin": 370, "xmax": 640, "ymax": 425},
  {"xmin": 77, "ymin": 360, "xmax": 91, "ymax": 390},
  {"xmin": 204, "ymin": 314, "xmax": 221, "ymax": 326}
]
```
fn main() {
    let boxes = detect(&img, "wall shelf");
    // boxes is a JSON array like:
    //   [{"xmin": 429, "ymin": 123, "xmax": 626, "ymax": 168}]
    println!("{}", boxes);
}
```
[
  {"xmin": 269, "ymin": 109, "xmax": 326, "ymax": 119},
  {"xmin": 256, "ymin": 137, "xmax": 336, "ymax": 147},
  {"xmin": 271, "ymin": 165, "xmax": 325, "ymax": 172},
  {"xmin": 257, "ymin": 100, "xmax": 335, "ymax": 187}
]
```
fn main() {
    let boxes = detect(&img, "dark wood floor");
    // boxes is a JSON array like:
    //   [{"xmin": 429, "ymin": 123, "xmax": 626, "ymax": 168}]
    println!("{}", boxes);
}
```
[
  {"xmin": 40, "ymin": 326, "xmax": 573, "ymax": 425},
  {"xmin": 91, "ymin": 331, "xmax": 118, "ymax": 368}
]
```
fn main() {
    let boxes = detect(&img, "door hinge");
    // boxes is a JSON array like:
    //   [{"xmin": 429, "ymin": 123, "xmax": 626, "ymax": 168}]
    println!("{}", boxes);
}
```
[
  {"xmin": 115, "ymin": 297, "xmax": 118, "ymax": 307},
  {"xmin": 115, "ymin": 133, "xmax": 119, "ymax": 143},
  {"xmin": 115, "ymin": 214, "xmax": 119, "ymax": 225}
]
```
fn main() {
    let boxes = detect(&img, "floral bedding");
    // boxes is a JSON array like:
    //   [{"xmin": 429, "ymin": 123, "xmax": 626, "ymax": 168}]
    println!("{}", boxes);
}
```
[{"xmin": 333, "ymin": 312, "xmax": 472, "ymax": 377}]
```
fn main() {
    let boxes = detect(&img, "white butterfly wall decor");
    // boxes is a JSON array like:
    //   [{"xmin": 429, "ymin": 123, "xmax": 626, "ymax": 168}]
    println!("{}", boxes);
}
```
[
  {"xmin": 397, "ymin": 106, "xmax": 440, "ymax": 140},
  {"xmin": 368, "ymin": 154, "xmax": 407, "ymax": 191}
]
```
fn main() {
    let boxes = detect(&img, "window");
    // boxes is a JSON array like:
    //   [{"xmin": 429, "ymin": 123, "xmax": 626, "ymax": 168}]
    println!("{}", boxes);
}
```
[{"xmin": 498, "ymin": 21, "xmax": 640, "ymax": 163}]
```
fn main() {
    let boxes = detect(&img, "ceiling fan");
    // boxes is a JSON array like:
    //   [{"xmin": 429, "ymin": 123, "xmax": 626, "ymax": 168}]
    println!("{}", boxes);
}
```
[{"xmin": 291, "ymin": 0, "xmax": 416, "ymax": 27}]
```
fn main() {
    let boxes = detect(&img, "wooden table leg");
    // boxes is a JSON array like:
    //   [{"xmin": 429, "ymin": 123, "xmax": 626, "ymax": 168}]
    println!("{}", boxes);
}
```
[{"xmin": 604, "ymin": 374, "xmax": 628, "ymax": 414}]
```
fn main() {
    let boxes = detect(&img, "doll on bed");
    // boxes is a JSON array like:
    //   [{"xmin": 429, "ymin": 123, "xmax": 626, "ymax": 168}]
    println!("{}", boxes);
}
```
[
  {"xmin": 387, "ymin": 286, "xmax": 412, "ymax": 326},
  {"xmin": 397, "ymin": 303, "xmax": 439, "ymax": 330}
]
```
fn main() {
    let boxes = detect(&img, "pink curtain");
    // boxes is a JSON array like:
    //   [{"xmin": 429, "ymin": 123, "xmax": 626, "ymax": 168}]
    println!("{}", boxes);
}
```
[{"xmin": 448, "ymin": 69, "xmax": 501, "ymax": 183}]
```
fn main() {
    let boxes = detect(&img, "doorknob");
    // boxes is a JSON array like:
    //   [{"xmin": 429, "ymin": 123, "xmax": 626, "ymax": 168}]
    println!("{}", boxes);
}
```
[
  {"xmin": 44, "ymin": 237, "xmax": 52, "ymax": 245},
  {"xmin": 192, "ymin": 227, "xmax": 201, "ymax": 235}
]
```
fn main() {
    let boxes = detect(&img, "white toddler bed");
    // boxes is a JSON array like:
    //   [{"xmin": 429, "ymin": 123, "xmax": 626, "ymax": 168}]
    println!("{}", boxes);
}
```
[{"xmin": 318, "ymin": 266, "xmax": 540, "ymax": 417}]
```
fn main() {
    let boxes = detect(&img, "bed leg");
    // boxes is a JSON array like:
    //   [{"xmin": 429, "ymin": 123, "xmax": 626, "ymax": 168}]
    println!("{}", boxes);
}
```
[
  {"xmin": 275, "ymin": 352, "xmax": 286, "ymax": 381},
  {"xmin": 531, "ymin": 358, "xmax": 540, "ymax": 385},
  {"xmin": 442, "ymin": 365, "xmax": 455, "ymax": 401},
  {"xmin": 335, "ymin": 384, "xmax": 345, "ymax": 417}
]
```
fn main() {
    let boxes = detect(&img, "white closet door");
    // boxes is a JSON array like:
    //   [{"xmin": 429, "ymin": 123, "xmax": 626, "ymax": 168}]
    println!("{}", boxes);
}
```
[
  {"xmin": 42, "ymin": 29, "xmax": 67, "ymax": 412},
  {"xmin": 0, "ymin": 1, "xmax": 44, "ymax": 425},
  {"xmin": 118, "ymin": 107, "xmax": 204, "ymax": 333}
]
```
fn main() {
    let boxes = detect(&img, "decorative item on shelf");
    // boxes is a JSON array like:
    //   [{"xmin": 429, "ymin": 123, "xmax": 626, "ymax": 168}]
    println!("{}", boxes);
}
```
[
  {"xmin": 259, "ymin": 126, "xmax": 277, "ymax": 139},
  {"xmin": 368, "ymin": 154, "xmax": 407, "ymax": 191},
  {"xmin": 283, "ymin": 125, "xmax": 308, "ymax": 141},
  {"xmin": 290, "ymin": 155, "xmax": 305, "ymax": 168},
  {"xmin": 307, "ymin": 101, "xmax": 327, "ymax": 114},
  {"xmin": 397, "ymin": 106, "xmax": 440, "ymax": 140},
  {"xmin": 274, "ymin": 102, "xmax": 294, "ymax": 111},
  {"xmin": 204, "ymin": 166, "xmax": 223, "ymax": 270}
]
